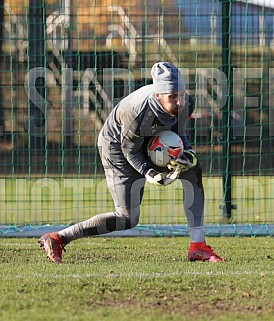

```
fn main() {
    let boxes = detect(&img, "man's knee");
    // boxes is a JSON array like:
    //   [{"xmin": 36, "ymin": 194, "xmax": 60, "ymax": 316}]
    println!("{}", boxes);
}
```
[{"xmin": 115, "ymin": 206, "xmax": 140, "ymax": 229}]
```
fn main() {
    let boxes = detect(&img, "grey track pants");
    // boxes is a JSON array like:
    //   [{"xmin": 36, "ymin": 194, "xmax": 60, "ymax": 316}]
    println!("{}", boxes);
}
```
[{"xmin": 58, "ymin": 148, "xmax": 204, "ymax": 244}]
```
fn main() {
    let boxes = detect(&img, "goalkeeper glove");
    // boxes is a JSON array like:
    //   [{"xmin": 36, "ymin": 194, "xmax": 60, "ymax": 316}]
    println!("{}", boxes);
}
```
[
  {"xmin": 167, "ymin": 149, "xmax": 197, "ymax": 173},
  {"xmin": 145, "ymin": 167, "xmax": 181, "ymax": 186}
]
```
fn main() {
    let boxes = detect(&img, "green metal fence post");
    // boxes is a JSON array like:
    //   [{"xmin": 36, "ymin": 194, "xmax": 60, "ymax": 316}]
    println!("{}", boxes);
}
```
[
  {"xmin": 28, "ymin": 0, "xmax": 46, "ymax": 150},
  {"xmin": 221, "ymin": 0, "xmax": 234, "ymax": 219},
  {"xmin": 0, "ymin": 3, "xmax": 4, "ymax": 136}
]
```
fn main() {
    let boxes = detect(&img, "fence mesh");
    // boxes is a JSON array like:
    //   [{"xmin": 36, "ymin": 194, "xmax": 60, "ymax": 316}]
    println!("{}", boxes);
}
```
[{"xmin": 0, "ymin": 0, "xmax": 274, "ymax": 236}]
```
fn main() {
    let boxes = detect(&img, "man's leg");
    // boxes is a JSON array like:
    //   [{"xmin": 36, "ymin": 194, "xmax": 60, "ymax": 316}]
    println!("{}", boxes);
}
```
[
  {"xmin": 58, "ymin": 172, "xmax": 145, "ymax": 243},
  {"xmin": 39, "ymin": 167, "xmax": 145, "ymax": 263},
  {"xmin": 180, "ymin": 164, "xmax": 224, "ymax": 262},
  {"xmin": 179, "ymin": 163, "xmax": 205, "ymax": 242}
]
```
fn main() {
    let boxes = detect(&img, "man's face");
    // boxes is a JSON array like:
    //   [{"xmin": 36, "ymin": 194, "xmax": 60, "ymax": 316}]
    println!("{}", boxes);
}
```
[{"xmin": 156, "ymin": 91, "xmax": 185, "ymax": 116}]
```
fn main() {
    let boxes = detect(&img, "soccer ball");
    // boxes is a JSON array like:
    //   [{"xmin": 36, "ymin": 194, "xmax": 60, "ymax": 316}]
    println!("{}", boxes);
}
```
[{"xmin": 147, "ymin": 131, "xmax": 184, "ymax": 168}]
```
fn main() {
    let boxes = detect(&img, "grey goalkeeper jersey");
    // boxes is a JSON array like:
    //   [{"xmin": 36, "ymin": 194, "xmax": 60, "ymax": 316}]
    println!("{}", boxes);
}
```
[{"xmin": 98, "ymin": 84, "xmax": 191, "ymax": 176}]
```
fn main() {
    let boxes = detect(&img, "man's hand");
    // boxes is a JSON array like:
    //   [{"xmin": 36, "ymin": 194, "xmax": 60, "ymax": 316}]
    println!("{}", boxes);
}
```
[
  {"xmin": 145, "ymin": 167, "xmax": 181, "ymax": 186},
  {"xmin": 145, "ymin": 169, "xmax": 165, "ymax": 186},
  {"xmin": 167, "ymin": 149, "xmax": 197, "ymax": 173}
]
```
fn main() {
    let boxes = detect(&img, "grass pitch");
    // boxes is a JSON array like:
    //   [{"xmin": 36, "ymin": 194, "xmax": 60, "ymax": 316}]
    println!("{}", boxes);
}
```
[{"xmin": 0, "ymin": 237, "xmax": 273, "ymax": 321}]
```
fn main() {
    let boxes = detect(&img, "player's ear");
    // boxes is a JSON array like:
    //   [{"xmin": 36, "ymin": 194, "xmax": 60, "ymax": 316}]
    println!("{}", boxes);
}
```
[{"xmin": 155, "ymin": 93, "xmax": 161, "ymax": 100}]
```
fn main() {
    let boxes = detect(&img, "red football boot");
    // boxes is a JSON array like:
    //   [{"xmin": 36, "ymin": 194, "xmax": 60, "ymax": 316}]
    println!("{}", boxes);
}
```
[
  {"xmin": 38, "ymin": 232, "xmax": 65, "ymax": 264},
  {"xmin": 188, "ymin": 242, "xmax": 224, "ymax": 262}
]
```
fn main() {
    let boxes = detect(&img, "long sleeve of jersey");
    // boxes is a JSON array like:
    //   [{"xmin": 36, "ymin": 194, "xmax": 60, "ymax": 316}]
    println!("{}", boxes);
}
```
[
  {"xmin": 119, "ymin": 108, "xmax": 152, "ymax": 176},
  {"xmin": 170, "ymin": 104, "xmax": 192, "ymax": 150}
]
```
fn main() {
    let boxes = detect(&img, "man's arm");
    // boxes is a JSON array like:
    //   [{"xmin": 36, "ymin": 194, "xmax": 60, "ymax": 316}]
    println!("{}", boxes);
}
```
[
  {"xmin": 119, "ymin": 108, "xmax": 152, "ymax": 175},
  {"xmin": 173, "ymin": 93, "xmax": 195, "ymax": 150}
]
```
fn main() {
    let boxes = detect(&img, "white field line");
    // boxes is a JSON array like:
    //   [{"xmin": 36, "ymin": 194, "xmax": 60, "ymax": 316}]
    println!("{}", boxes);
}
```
[{"xmin": 2, "ymin": 270, "xmax": 273, "ymax": 280}]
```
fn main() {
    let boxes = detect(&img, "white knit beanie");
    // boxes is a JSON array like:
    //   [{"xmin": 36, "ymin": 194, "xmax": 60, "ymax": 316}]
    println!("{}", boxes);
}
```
[{"xmin": 151, "ymin": 62, "xmax": 185, "ymax": 94}]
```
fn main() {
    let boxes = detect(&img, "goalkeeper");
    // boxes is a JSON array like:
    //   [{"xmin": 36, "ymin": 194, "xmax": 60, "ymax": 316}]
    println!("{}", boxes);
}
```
[{"xmin": 38, "ymin": 62, "xmax": 224, "ymax": 263}]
